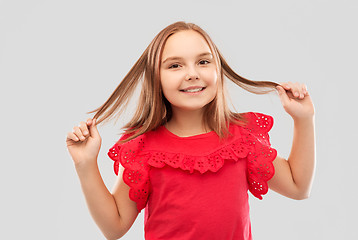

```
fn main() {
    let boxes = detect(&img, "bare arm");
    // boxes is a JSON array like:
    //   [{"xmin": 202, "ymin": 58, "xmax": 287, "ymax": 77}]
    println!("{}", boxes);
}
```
[
  {"xmin": 66, "ymin": 118, "xmax": 128, "ymax": 239},
  {"xmin": 288, "ymin": 117, "xmax": 315, "ymax": 198},
  {"xmin": 268, "ymin": 82, "xmax": 316, "ymax": 200},
  {"xmin": 268, "ymin": 117, "xmax": 316, "ymax": 199},
  {"xmin": 75, "ymin": 161, "xmax": 123, "ymax": 240}
]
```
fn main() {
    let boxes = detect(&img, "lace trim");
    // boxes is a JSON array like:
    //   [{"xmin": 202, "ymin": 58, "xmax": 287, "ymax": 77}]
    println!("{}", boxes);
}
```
[
  {"xmin": 108, "ymin": 112, "xmax": 277, "ymax": 208},
  {"xmin": 242, "ymin": 112, "xmax": 277, "ymax": 199},
  {"xmin": 108, "ymin": 137, "xmax": 150, "ymax": 213},
  {"xmin": 145, "ymin": 112, "xmax": 277, "ymax": 199},
  {"xmin": 146, "ymin": 137, "xmax": 249, "ymax": 174}
]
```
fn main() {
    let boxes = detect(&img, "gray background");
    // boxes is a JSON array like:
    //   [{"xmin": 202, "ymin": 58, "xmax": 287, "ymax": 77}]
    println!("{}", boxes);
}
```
[{"xmin": 1, "ymin": 0, "xmax": 357, "ymax": 239}]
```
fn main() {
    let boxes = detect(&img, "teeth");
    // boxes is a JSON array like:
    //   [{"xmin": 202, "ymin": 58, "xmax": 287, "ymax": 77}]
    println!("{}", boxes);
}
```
[{"xmin": 182, "ymin": 88, "xmax": 204, "ymax": 92}]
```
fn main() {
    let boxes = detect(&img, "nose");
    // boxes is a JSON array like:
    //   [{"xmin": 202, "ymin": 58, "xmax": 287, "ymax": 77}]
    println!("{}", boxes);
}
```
[
  {"xmin": 185, "ymin": 74, "xmax": 199, "ymax": 80},
  {"xmin": 185, "ymin": 66, "xmax": 199, "ymax": 80}
]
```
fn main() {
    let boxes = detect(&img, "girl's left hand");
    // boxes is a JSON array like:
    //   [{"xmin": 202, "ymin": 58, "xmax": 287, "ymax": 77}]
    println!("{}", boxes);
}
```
[{"xmin": 276, "ymin": 82, "xmax": 315, "ymax": 121}]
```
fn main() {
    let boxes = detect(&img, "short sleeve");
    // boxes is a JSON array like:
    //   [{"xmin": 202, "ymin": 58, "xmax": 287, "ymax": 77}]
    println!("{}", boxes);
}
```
[
  {"xmin": 107, "ymin": 133, "xmax": 151, "ymax": 213},
  {"xmin": 242, "ymin": 112, "xmax": 277, "ymax": 199}
]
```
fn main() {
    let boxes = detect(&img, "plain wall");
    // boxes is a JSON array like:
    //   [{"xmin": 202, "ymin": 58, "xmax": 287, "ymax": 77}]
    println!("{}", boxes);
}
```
[{"xmin": 1, "ymin": 0, "xmax": 357, "ymax": 239}]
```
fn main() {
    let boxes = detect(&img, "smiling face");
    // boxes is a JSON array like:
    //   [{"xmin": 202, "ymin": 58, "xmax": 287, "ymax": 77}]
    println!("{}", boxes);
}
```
[{"xmin": 160, "ymin": 30, "xmax": 218, "ymax": 114}]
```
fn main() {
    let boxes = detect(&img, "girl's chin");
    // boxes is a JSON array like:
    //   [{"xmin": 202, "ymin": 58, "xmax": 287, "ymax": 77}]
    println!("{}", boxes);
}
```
[{"xmin": 170, "ymin": 104, "xmax": 209, "ymax": 112}]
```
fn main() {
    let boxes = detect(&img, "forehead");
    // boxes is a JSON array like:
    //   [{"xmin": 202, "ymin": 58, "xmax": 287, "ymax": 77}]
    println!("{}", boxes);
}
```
[{"xmin": 161, "ymin": 30, "xmax": 212, "ymax": 59}]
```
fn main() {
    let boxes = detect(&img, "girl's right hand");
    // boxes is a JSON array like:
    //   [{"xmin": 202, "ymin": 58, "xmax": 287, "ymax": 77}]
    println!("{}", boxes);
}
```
[{"xmin": 66, "ymin": 118, "xmax": 102, "ymax": 167}]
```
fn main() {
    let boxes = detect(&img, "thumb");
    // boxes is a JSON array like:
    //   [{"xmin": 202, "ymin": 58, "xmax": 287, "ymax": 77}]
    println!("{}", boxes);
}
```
[
  {"xmin": 88, "ymin": 118, "xmax": 100, "ymax": 138},
  {"xmin": 276, "ymin": 86, "xmax": 290, "ymax": 105}
]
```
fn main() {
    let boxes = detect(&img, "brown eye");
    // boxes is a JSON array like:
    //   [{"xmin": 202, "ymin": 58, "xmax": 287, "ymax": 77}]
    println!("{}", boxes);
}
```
[
  {"xmin": 169, "ymin": 64, "xmax": 180, "ymax": 69},
  {"xmin": 199, "ymin": 60, "xmax": 210, "ymax": 65}
]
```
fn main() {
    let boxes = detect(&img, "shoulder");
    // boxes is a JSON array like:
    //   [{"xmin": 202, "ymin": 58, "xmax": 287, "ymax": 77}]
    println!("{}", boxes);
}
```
[
  {"xmin": 109, "ymin": 126, "xmax": 164, "ymax": 158},
  {"xmin": 107, "ymin": 130, "xmax": 152, "ymax": 213},
  {"xmin": 239, "ymin": 112, "xmax": 277, "ymax": 199},
  {"xmin": 114, "ymin": 125, "xmax": 163, "ymax": 145},
  {"xmin": 238, "ymin": 111, "xmax": 274, "ymax": 133}
]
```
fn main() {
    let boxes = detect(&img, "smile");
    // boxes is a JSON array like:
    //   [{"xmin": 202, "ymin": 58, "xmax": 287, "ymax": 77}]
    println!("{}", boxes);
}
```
[{"xmin": 180, "ymin": 87, "xmax": 206, "ymax": 93}]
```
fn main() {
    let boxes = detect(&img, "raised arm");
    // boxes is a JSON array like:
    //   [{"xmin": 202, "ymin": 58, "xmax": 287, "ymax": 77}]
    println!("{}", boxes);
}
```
[
  {"xmin": 66, "ymin": 118, "xmax": 135, "ymax": 239},
  {"xmin": 268, "ymin": 82, "xmax": 316, "ymax": 200}
]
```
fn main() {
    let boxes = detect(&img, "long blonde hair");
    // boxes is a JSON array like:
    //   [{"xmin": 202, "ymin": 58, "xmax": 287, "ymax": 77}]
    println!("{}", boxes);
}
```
[{"xmin": 88, "ymin": 21, "xmax": 279, "ymax": 143}]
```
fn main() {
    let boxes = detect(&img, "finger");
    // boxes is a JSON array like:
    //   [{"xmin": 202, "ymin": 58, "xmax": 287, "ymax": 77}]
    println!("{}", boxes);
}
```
[
  {"xmin": 298, "ymin": 84, "xmax": 305, "ymax": 98},
  {"xmin": 290, "ymin": 83, "xmax": 300, "ymax": 98},
  {"xmin": 276, "ymin": 85, "xmax": 290, "ymax": 105},
  {"xmin": 89, "ymin": 118, "xmax": 99, "ymax": 138},
  {"xmin": 288, "ymin": 82, "xmax": 302, "ymax": 98},
  {"xmin": 78, "ymin": 121, "xmax": 89, "ymax": 137},
  {"xmin": 305, "ymin": 89, "xmax": 310, "ymax": 96},
  {"xmin": 295, "ymin": 83, "xmax": 307, "ymax": 99},
  {"xmin": 293, "ymin": 83, "xmax": 303, "ymax": 99},
  {"xmin": 86, "ymin": 118, "xmax": 93, "ymax": 126},
  {"xmin": 294, "ymin": 91, "xmax": 300, "ymax": 98},
  {"xmin": 280, "ymin": 82, "xmax": 291, "ymax": 90},
  {"xmin": 72, "ymin": 126, "xmax": 86, "ymax": 141},
  {"xmin": 302, "ymin": 84, "xmax": 308, "ymax": 95},
  {"xmin": 67, "ymin": 132, "xmax": 79, "ymax": 141},
  {"xmin": 282, "ymin": 82, "xmax": 301, "ymax": 98}
]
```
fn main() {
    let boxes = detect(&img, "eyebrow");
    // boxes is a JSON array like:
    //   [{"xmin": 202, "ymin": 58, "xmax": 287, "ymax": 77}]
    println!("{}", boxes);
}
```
[{"xmin": 161, "ymin": 52, "xmax": 213, "ymax": 64}]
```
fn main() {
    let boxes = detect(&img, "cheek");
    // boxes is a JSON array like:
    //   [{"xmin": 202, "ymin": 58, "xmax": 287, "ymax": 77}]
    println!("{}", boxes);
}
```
[
  {"xmin": 159, "ymin": 71, "xmax": 169, "ymax": 90},
  {"xmin": 202, "ymin": 68, "xmax": 218, "ymax": 85},
  {"xmin": 160, "ymin": 71, "xmax": 182, "ymax": 90}
]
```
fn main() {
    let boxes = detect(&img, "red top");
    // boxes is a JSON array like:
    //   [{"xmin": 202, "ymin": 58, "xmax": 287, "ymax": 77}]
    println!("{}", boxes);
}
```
[{"xmin": 108, "ymin": 112, "xmax": 277, "ymax": 240}]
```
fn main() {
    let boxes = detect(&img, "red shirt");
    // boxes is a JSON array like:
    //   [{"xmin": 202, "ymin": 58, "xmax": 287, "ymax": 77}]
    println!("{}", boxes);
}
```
[{"xmin": 108, "ymin": 112, "xmax": 277, "ymax": 240}]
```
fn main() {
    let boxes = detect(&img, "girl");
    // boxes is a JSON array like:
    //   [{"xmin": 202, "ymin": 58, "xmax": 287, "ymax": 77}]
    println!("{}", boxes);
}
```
[{"xmin": 66, "ymin": 21, "xmax": 315, "ymax": 240}]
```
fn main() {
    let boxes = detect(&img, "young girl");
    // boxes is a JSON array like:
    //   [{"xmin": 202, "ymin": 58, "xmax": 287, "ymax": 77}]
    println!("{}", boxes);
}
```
[{"xmin": 66, "ymin": 21, "xmax": 315, "ymax": 240}]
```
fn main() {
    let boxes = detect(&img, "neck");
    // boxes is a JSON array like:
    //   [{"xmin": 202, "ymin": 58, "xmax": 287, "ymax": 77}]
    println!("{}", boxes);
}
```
[{"xmin": 165, "ymin": 107, "xmax": 211, "ymax": 137}]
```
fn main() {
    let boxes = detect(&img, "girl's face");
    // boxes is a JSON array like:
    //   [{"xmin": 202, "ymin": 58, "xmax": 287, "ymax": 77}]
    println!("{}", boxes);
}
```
[{"xmin": 160, "ymin": 30, "xmax": 218, "ymax": 113}]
